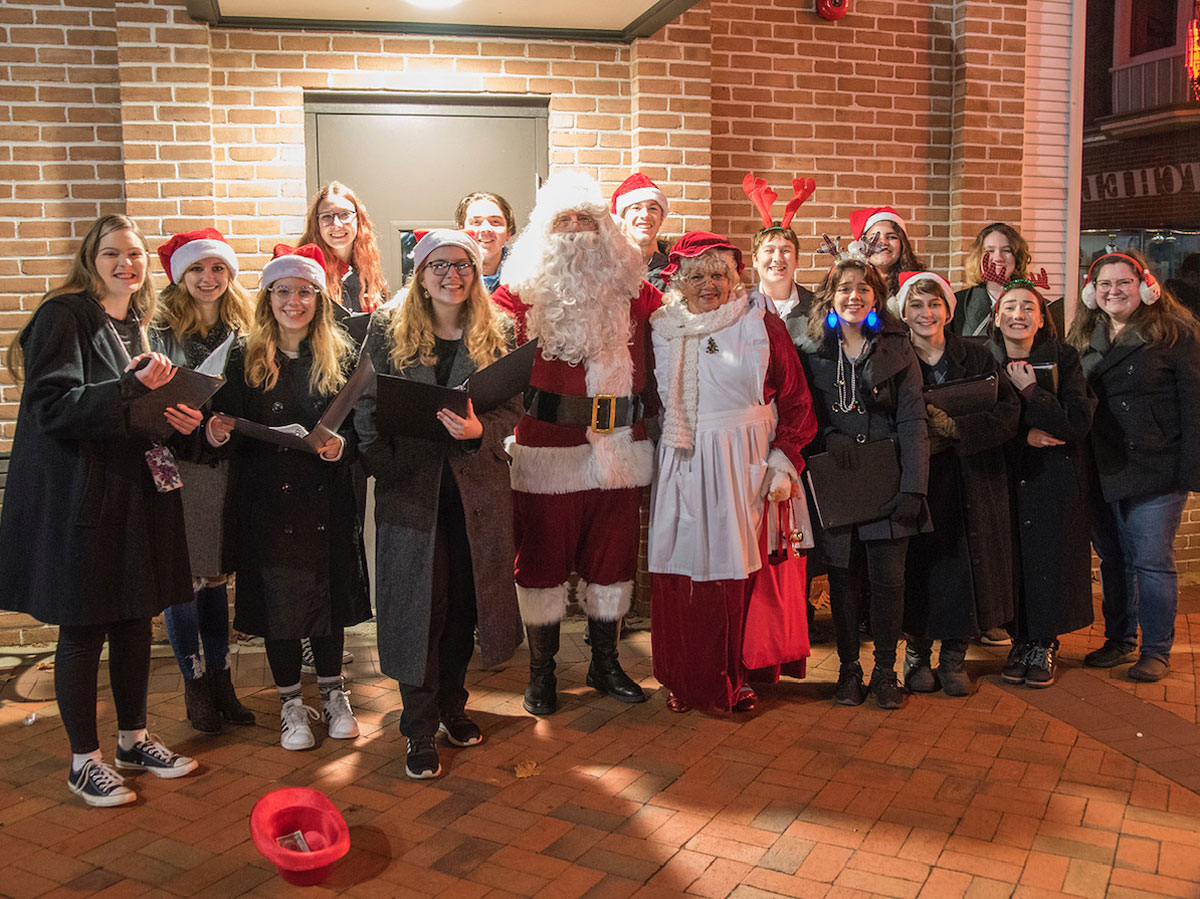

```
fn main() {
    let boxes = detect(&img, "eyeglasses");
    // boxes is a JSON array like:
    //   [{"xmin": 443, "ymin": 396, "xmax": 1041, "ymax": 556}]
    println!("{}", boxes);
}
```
[
  {"xmin": 426, "ymin": 260, "xmax": 475, "ymax": 276},
  {"xmin": 552, "ymin": 213, "xmax": 598, "ymax": 230},
  {"xmin": 317, "ymin": 210, "xmax": 357, "ymax": 227},
  {"xmin": 270, "ymin": 285, "xmax": 316, "ymax": 300},
  {"xmin": 684, "ymin": 273, "xmax": 729, "ymax": 287},
  {"xmin": 1095, "ymin": 278, "xmax": 1138, "ymax": 292}
]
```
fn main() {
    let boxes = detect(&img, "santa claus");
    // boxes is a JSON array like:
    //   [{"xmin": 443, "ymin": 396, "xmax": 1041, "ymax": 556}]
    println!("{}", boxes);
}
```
[{"xmin": 492, "ymin": 171, "xmax": 661, "ymax": 715}]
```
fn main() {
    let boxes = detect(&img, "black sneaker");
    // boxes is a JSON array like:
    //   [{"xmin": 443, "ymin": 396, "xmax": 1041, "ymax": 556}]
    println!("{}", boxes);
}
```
[
  {"xmin": 1002, "ymin": 641, "xmax": 1033, "ymax": 684},
  {"xmin": 1025, "ymin": 642, "xmax": 1057, "ymax": 688},
  {"xmin": 405, "ymin": 734, "xmax": 442, "ymax": 779},
  {"xmin": 1083, "ymin": 642, "xmax": 1136, "ymax": 669},
  {"xmin": 869, "ymin": 668, "xmax": 904, "ymax": 710},
  {"xmin": 438, "ymin": 711, "xmax": 483, "ymax": 747},
  {"xmin": 68, "ymin": 758, "xmax": 136, "ymax": 808},
  {"xmin": 834, "ymin": 662, "xmax": 866, "ymax": 706},
  {"xmin": 114, "ymin": 736, "xmax": 199, "ymax": 779}
]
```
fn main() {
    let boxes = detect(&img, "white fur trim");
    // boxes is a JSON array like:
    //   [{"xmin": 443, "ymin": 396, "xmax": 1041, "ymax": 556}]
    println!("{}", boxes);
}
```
[
  {"xmin": 516, "ymin": 582, "xmax": 569, "ymax": 625},
  {"xmin": 581, "ymin": 580, "xmax": 632, "ymax": 621},
  {"xmin": 614, "ymin": 186, "xmax": 668, "ymax": 218},
  {"xmin": 766, "ymin": 447, "xmax": 797, "ymax": 480},
  {"xmin": 893, "ymin": 272, "xmax": 956, "ymax": 320},
  {"xmin": 263, "ymin": 254, "xmax": 324, "ymax": 289},
  {"xmin": 507, "ymin": 433, "xmax": 654, "ymax": 494},
  {"xmin": 1080, "ymin": 281, "xmax": 1097, "ymax": 309},
  {"xmin": 863, "ymin": 210, "xmax": 904, "ymax": 237},
  {"xmin": 169, "ymin": 239, "xmax": 238, "ymax": 284}
]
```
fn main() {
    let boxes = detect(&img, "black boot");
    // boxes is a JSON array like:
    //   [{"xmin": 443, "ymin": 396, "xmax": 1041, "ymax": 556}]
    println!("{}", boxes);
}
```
[
  {"xmin": 936, "ymin": 639, "xmax": 971, "ymax": 697},
  {"xmin": 586, "ymin": 618, "xmax": 647, "ymax": 703},
  {"xmin": 184, "ymin": 672, "xmax": 222, "ymax": 734},
  {"xmin": 211, "ymin": 667, "xmax": 256, "ymax": 725},
  {"xmin": 523, "ymin": 623, "xmax": 560, "ymax": 716},
  {"xmin": 903, "ymin": 638, "xmax": 938, "ymax": 693}
]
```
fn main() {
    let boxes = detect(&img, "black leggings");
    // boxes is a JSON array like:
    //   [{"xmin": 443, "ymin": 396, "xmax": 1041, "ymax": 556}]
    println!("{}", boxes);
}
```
[
  {"xmin": 828, "ymin": 536, "xmax": 908, "ymax": 670},
  {"xmin": 55, "ymin": 618, "xmax": 152, "ymax": 754},
  {"xmin": 265, "ymin": 630, "xmax": 345, "ymax": 687}
]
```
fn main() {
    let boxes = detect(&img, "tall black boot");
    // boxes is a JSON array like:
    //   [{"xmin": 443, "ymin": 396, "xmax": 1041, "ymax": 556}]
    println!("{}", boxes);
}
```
[
  {"xmin": 586, "ymin": 618, "xmax": 647, "ymax": 703},
  {"xmin": 184, "ymin": 672, "xmax": 222, "ymax": 734},
  {"xmin": 211, "ymin": 667, "xmax": 256, "ymax": 725},
  {"xmin": 523, "ymin": 623, "xmax": 560, "ymax": 716}
]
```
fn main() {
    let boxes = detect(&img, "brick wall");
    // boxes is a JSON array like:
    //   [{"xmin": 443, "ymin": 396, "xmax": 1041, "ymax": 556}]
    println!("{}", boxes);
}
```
[{"xmin": 6, "ymin": 0, "xmax": 1194, "ymax": 644}]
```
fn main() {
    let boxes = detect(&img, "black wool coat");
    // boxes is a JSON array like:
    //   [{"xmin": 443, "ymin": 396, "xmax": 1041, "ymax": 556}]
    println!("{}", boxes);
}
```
[
  {"xmin": 1080, "ymin": 322, "xmax": 1200, "ymax": 503},
  {"xmin": 991, "ymin": 337, "xmax": 1097, "ymax": 640},
  {"xmin": 904, "ymin": 334, "xmax": 1019, "ymax": 639},
  {"xmin": 355, "ymin": 315, "xmax": 524, "ymax": 686},
  {"xmin": 801, "ymin": 320, "xmax": 931, "ymax": 568},
  {"xmin": 0, "ymin": 292, "xmax": 191, "ymax": 625},
  {"xmin": 211, "ymin": 341, "xmax": 371, "ymax": 640}
]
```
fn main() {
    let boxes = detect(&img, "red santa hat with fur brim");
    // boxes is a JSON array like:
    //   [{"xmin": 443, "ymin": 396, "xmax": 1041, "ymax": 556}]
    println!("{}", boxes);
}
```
[
  {"xmin": 262, "ymin": 243, "xmax": 327, "ymax": 290},
  {"xmin": 849, "ymin": 206, "xmax": 906, "ymax": 241},
  {"xmin": 157, "ymin": 228, "xmax": 239, "ymax": 285},
  {"xmin": 610, "ymin": 173, "xmax": 669, "ymax": 218}
]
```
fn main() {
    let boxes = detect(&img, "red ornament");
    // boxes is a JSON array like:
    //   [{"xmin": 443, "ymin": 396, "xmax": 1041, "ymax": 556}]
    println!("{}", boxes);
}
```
[{"xmin": 817, "ymin": 0, "xmax": 848, "ymax": 20}]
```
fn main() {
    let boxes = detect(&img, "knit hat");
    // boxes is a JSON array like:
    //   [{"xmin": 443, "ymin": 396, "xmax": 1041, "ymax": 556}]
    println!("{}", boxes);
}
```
[
  {"xmin": 412, "ymin": 229, "xmax": 482, "ymax": 271},
  {"xmin": 849, "ymin": 206, "xmax": 906, "ymax": 242},
  {"xmin": 660, "ymin": 231, "xmax": 744, "ymax": 285},
  {"xmin": 262, "ymin": 243, "xmax": 326, "ymax": 289},
  {"xmin": 891, "ymin": 271, "xmax": 957, "ymax": 320},
  {"xmin": 157, "ymin": 228, "xmax": 238, "ymax": 285},
  {"xmin": 610, "ymin": 173, "xmax": 669, "ymax": 218}
]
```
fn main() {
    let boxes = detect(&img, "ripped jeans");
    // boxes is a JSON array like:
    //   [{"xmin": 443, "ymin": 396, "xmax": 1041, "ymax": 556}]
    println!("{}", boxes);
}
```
[{"xmin": 163, "ymin": 583, "xmax": 233, "ymax": 680}]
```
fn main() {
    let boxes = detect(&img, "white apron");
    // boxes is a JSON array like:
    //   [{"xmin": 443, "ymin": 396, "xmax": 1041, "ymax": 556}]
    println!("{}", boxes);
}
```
[{"xmin": 649, "ymin": 306, "xmax": 777, "ymax": 581}]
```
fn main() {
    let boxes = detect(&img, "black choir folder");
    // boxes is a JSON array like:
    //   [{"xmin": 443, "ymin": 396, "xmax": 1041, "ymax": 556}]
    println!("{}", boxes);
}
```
[
  {"xmin": 923, "ymin": 373, "xmax": 997, "ymax": 417},
  {"xmin": 215, "ymin": 354, "xmax": 375, "ymax": 454},
  {"xmin": 129, "ymin": 332, "xmax": 235, "ymax": 442},
  {"xmin": 376, "ymin": 339, "xmax": 538, "ymax": 443},
  {"xmin": 804, "ymin": 438, "xmax": 900, "ymax": 529},
  {"xmin": 332, "ymin": 304, "xmax": 371, "ymax": 347}
]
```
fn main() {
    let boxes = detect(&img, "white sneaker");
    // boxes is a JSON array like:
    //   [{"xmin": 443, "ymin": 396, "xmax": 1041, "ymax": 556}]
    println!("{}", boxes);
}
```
[
  {"xmin": 280, "ymin": 698, "xmax": 319, "ymax": 751},
  {"xmin": 322, "ymin": 688, "xmax": 360, "ymax": 740}
]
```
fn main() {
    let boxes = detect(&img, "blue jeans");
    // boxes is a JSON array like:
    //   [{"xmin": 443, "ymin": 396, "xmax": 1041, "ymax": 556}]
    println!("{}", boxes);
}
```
[
  {"xmin": 1091, "ymin": 490, "xmax": 1188, "ymax": 662},
  {"xmin": 163, "ymin": 584, "xmax": 232, "ymax": 679}
]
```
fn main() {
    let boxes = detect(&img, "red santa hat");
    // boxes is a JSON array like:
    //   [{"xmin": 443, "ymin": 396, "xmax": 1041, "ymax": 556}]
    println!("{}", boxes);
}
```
[
  {"xmin": 849, "ymin": 206, "xmax": 906, "ymax": 241},
  {"xmin": 660, "ymin": 231, "xmax": 744, "ymax": 285},
  {"xmin": 262, "ymin": 243, "xmax": 326, "ymax": 289},
  {"xmin": 891, "ymin": 270, "xmax": 957, "ymax": 320},
  {"xmin": 610, "ymin": 173, "xmax": 669, "ymax": 218},
  {"xmin": 157, "ymin": 228, "xmax": 238, "ymax": 285}
]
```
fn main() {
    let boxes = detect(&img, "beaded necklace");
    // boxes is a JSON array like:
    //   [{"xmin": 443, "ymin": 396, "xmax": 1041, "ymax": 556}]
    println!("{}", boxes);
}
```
[{"xmin": 833, "ymin": 337, "xmax": 864, "ymax": 414}]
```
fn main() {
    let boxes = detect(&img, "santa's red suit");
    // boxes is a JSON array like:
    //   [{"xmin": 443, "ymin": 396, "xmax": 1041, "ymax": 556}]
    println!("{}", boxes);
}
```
[{"xmin": 491, "ymin": 280, "xmax": 662, "ymax": 624}]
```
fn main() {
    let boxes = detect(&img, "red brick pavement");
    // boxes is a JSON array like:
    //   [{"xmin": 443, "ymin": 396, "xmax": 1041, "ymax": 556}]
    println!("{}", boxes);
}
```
[{"xmin": 1, "ymin": 585, "xmax": 1200, "ymax": 898}]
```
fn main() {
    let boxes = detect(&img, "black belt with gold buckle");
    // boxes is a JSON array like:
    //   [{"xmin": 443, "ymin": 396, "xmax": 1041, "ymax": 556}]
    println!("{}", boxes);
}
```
[{"xmin": 523, "ymin": 387, "xmax": 643, "ymax": 434}]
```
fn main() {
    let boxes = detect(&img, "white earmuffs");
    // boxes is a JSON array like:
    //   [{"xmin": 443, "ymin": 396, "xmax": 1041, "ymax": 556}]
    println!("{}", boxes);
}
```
[{"xmin": 1080, "ymin": 253, "xmax": 1161, "ymax": 309}]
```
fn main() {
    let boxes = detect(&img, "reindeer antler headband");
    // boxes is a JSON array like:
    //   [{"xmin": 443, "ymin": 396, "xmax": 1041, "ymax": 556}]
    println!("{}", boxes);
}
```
[
  {"xmin": 981, "ymin": 252, "xmax": 1051, "ymax": 293},
  {"xmin": 742, "ymin": 174, "xmax": 816, "ymax": 230},
  {"xmin": 818, "ymin": 232, "xmax": 886, "ymax": 265}
]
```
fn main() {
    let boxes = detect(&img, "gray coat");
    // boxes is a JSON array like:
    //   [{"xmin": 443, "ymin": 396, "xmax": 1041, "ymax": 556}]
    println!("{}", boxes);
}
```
[
  {"xmin": 356, "ymin": 315, "xmax": 523, "ymax": 685},
  {"xmin": 149, "ymin": 324, "xmax": 230, "ymax": 579}
]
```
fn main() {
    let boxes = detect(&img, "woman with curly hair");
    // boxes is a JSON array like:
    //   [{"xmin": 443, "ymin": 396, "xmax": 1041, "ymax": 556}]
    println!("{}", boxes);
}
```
[
  {"xmin": 355, "ymin": 230, "xmax": 523, "ymax": 779},
  {"xmin": 848, "ymin": 206, "xmax": 926, "ymax": 301},
  {"xmin": 300, "ymin": 181, "xmax": 389, "ymax": 313}
]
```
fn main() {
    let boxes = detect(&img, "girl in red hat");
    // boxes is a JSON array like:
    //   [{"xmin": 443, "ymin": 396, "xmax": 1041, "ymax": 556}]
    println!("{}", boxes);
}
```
[{"xmin": 151, "ymin": 228, "xmax": 255, "ymax": 734}]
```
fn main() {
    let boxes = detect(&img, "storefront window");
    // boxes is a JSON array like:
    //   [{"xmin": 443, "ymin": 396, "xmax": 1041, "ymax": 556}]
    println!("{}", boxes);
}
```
[{"xmin": 1081, "ymin": 229, "xmax": 1200, "ymax": 316}]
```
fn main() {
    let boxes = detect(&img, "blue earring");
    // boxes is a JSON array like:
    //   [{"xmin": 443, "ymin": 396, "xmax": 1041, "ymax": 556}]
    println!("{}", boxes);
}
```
[
  {"xmin": 865, "ymin": 308, "xmax": 879, "ymax": 329},
  {"xmin": 826, "ymin": 310, "xmax": 839, "ymax": 329}
]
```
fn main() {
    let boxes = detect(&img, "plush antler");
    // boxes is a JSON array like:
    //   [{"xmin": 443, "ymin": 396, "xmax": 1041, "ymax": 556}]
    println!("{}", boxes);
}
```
[
  {"xmin": 1026, "ymin": 267, "xmax": 1050, "ymax": 290},
  {"xmin": 742, "ymin": 173, "xmax": 776, "ymax": 229},
  {"xmin": 781, "ymin": 177, "xmax": 816, "ymax": 228},
  {"xmin": 980, "ymin": 252, "xmax": 1008, "ymax": 286},
  {"xmin": 819, "ymin": 233, "xmax": 843, "ymax": 260},
  {"xmin": 860, "ymin": 232, "xmax": 885, "ymax": 260}
]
